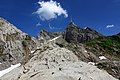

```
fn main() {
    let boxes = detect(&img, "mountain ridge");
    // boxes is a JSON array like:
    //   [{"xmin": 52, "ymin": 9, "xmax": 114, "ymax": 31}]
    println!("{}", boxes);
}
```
[
  {"xmin": 0, "ymin": 17, "xmax": 38, "ymax": 70},
  {"xmin": 0, "ymin": 17, "xmax": 119, "ymax": 79},
  {"xmin": 38, "ymin": 20, "xmax": 120, "ymax": 79}
]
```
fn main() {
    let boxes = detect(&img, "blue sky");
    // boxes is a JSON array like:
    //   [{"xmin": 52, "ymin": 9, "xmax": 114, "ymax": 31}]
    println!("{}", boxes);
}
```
[{"xmin": 0, "ymin": 0, "xmax": 120, "ymax": 36}]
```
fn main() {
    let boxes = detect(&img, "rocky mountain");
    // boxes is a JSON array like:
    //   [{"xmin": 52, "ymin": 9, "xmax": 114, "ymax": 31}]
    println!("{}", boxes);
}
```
[
  {"xmin": 37, "ymin": 21, "xmax": 120, "ymax": 79},
  {"xmin": 0, "ymin": 36, "xmax": 117, "ymax": 80},
  {"xmin": 38, "ymin": 21, "xmax": 102, "ymax": 43},
  {"xmin": 0, "ymin": 17, "xmax": 119, "ymax": 80},
  {"xmin": 65, "ymin": 21, "xmax": 102, "ymax": 43},
  {"xmin": 84, "ymin": 34, "xmax": 120, "ymax": 79},
  {"xmin": 0, "ymin": 17, "xmax": 37, "ymax": 70},
  {"xmin": 37, "ymin": 21, "xmax": 103, "ymax": 62}
]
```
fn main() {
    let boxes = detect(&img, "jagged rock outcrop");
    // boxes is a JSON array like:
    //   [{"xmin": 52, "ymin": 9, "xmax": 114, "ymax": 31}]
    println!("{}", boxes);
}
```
[
  {"xmin": 65, "ymin": 21, "xmax": 102, "ymax": 43},
  {"xmin": 37, "ymin": 29, "xmax": 65, "ymax": 48},
  {"xmin": 38, "ymin": 29, "xmax": 64, "ymax": 41},
  {"xmin": 0, "ymin": 17, "xmax": 37, "ymax": 70},
  {"xmin": 84, "ymin": 34, "xmax": 120, "ymax": 79},
  {"xmin": 0, "ymin": 17, "xmax": 119, "ymax": 79},
  {"xmin": 38, "ymin": 21, "xmax": 102, "ymax": 44},
  {"xmin": 0, "ymin": 38, "xmax": 118, "ymax": 80},
  {"xmin": 37, "ymin": 21, "xmax": 120, "ymax": 79}
]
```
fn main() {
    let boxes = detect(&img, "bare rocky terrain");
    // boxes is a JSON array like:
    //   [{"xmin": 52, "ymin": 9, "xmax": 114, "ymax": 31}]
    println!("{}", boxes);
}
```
[
  {"xmin": 0, "ymin": 39, "xmax": 118, "ymax": 80},
  {"xmin": 0, "ymin": 17, "xmax": 37, "ymax": 70},
  {"xmin": 0, "ymin": 17, "xmax": 119, "ymax": 80}
]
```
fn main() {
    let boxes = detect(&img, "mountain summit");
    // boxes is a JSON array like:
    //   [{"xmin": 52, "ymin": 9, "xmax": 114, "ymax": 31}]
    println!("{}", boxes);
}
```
[
  {"xmin": 65, "ymin": 21, "xmax": 102, "ymax": 43},
  {"xmin": 0, "ymin": 17, "xmax": 119, "ymax": 80}
]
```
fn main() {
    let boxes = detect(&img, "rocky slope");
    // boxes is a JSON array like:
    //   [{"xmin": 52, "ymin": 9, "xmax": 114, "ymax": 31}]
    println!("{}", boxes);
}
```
[
  {"xmin": 0, "ymin": 17, "xmax": 37, "ymax": 70},
  {"xmin": 37, "ymin": 21, "xmax": 103, "ymax": 63},
  {"xmin": 0, "ymin": 17, "xmax": 119, "ymax": 80},
  {"xmin": 1, "ymin": 37, "xmax": 117, "ymax": 80},
  {"xmin": 65, "ymin": 21, "xmax": 102, "ymax": 43},
  {"xmin": 38, "ymin": 21, "xmax": 102, "ymax": 43},
  {"xmin": 84, "ymin": 34, "xmax": 120, "ymax": 79},
  {"xmin": 37, "ymin": 21, "xmax": 120, "ymax": 79}
]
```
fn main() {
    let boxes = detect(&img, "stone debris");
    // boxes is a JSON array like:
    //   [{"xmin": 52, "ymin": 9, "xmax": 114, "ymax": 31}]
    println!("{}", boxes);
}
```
[{"xmin": 0, "ymin": 40, "xmax": 118, "ymax": 80}]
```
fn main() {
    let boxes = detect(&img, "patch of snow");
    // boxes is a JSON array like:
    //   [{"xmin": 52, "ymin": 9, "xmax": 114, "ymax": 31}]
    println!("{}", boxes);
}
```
[
  {"xmin": 84, "ymin": 50, "xmax": 87, "ymax": 53},
  {"xmin": 49, "ymin": 35, "xmax": 62, "ymax": 42},
  {"xmin": 0, "ymin": 63, "xmax": 21, "ymax": 77},
  {"xmin": 31, "ymin": 50, "xmax": 35, "ymax": 53},
  {"xmin": 37, "ymin": 46, "xmax": 39, "ymax": 49},
  {"xmin": 99, "ymin": 56, "xmax": 107, "ymax": 60},
  {"xmin": 88, "ymin": 62, "xmax": 95, "ymax": 65}
]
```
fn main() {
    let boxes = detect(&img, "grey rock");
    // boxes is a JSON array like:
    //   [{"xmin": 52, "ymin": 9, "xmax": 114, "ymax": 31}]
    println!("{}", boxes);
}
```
[
  {"xmin": 0, "ymin": 17, "xmax": 37, "ymax": 70},
  {"xmin": 0, "ymin": 39, "xmax": 117, "ymax": 80},
  {"xmin": 65, "ymin": 21, "xmax": 102, "ymax": 43}
]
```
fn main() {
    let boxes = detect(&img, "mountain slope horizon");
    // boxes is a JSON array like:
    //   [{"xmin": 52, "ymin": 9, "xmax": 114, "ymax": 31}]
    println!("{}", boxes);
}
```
[
  {"xmin": 1, "ymin": 17, "xmax": 120, "ymax": 37},
  {"xmin": 0, "ymin": 17, "xmax": 120, "ymax": 79}
]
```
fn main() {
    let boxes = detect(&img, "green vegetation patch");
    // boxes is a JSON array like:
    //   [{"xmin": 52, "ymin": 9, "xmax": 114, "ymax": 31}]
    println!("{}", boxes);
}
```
[{"xmin": 84, "ymin": 35, "xmax": 120, "ymax": 59}]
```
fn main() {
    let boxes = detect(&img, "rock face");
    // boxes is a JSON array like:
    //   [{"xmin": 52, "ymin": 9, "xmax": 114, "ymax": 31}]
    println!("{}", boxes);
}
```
[
  {"xmin": 38, "ymin": 21, "xmax": 102, "ymax": 43},
  {"xmin": 38, "ymin": 29, "xmax": 64, "ymax": 41},
  {"xmin": 65, "ymin": 21, "xmax": 102, "ymax": 43},
  {"xmin": 37, "ymin": 21, "xmax": 120, "ymax": 79},
  {"xmin": 0, "ymin": 17, "xmax": 119, "ymax": 80},
  {"xmin": 0, "ymin": 17, "xmax": 37, "ymax": 70},
  {"xmin": 0, "ymin": 39, "xmax": 117, "ymax": 80}
]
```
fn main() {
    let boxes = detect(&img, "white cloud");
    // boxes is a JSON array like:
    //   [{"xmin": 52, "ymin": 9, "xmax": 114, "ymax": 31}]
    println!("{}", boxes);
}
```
[
  {"xmin": 106, "ymin": 25, "xmax": 114, "ymax": 28},
  {"xmin": 35, "ymin": 0, "xmax": 68, "ymax": 21}
]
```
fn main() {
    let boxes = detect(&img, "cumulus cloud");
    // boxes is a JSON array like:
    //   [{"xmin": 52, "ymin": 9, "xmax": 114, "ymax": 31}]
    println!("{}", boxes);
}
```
[
  {"xmin": 106, "ymin": 25, "xmax": 114, "ymax": 28},
  {"xmin": 35, "ymin": 0, "xmax": 68, "ymax": 21}
]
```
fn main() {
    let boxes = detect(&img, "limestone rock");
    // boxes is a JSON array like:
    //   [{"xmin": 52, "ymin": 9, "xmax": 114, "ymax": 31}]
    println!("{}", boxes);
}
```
[
  {"xmin": 0, "ymin": 17, "xmax": 37, "ymax": 70},
  {"xmin": 0, "ymin": 38, "xmax": 117, "ymax": 80}
]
